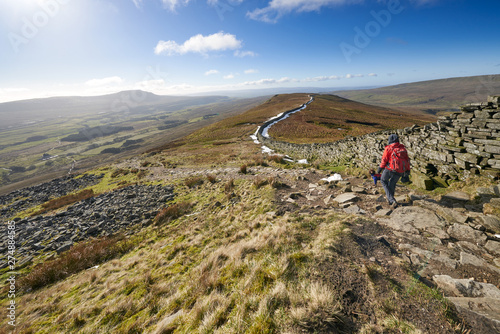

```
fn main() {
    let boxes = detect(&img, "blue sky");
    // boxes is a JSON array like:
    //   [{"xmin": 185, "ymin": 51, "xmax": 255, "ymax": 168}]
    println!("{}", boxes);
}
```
[{"xmin": 0, "ymin": 0, "xmax": 499, "ymax": 102}]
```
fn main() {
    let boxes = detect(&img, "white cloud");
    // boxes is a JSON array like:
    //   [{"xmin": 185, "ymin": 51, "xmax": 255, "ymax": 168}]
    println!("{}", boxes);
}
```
[
  {"xmin": 155, "ymin": 32, "xmax": 242, "ymax": 56},
  {"xmin": 208, "ymin": 0, "xmax": 244, "ymax": 5},
  {"xmin": 305, "ymin": 75, "xmax": 341, "ymax": 82},
  {"xmin": 234, "ymin": 50, "xmax": 257, "ymax": 57},
  {"xmin": 132, "ymin": 0, "xmax": 143, "ymax": 8},
  {"xmin": 205, "ymin": 69, "xmax": 220, "ymax": 75},
  {"xmin": 224, "ymin": 74, "xmax": 235, "ymax": 79},
  {"xmin": 244, "ymin": 69, "xmax": 259, "ymax": 74},
  {"xmin": 368, "ymin": 73, "xmax": 378, "ymax": 77},
  {"xmin": 345, "ymin": 73, "xmax": 363, "ymax": 79},
  {"xmin": 161, "ymin": 0, "xmax": 191, "ymax": 11},
  {"xmin": 242, "ymin": 77, "xmax": 298, "ymax": 86},
  {"xmin": 247, "ymin": 0, "xmax": 362, "ymax": 23},
  {"xmin": 85, "ymin": 76, "xmax": 123, "ymax": 87}
]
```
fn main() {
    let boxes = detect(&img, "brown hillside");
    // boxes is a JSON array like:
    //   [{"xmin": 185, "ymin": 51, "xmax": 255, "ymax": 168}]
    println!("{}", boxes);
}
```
[
  {"xmin": 268, "ymin": 94, "xmax": 435, "ymax": 144},
  {"xmin": 185, "ymin": 93, "xmax": 311, "ymax": 144}
]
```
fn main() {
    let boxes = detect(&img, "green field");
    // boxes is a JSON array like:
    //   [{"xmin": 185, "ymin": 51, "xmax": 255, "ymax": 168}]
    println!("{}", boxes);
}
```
[{"xmin": 0, "ymin": 92, "xmax": 268, "ymax": 193}]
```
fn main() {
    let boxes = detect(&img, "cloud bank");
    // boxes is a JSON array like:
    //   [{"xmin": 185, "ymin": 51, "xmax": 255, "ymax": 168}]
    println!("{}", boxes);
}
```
[{"xmin": 155, "ymin": 32, "xmax": 243, "ymax": 56}]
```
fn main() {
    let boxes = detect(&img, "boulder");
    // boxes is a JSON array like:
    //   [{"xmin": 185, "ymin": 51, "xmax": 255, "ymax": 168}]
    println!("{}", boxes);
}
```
[
  {"xmin": 442, "ymin": 191, "xmax": 470, "ymax": 203},
  {"xmin": 483, "ymin": 198, "xmax": 500, "ymax": 216},
  {"xmin": 411, "ymin": 172, "xmax": 434, "ymax": 190},
  {"xmin": 471, "ymin": 214, "xmax": 500, "ymax": 234},
  {"xmin": 343, "ymin": 205, "xmax": 365, "ymax": 215},
  {"xmin": 484, "ymin": 240, "xmax": 500, "ymax": 256},
  {"xmin": 433, "ymin": 275, "xmax": 500, "ymax": 298},
  {"xmin": 447, "ymin": 224, "xmax": 487, "ymax": 245},
  {"xmin": 332, "ymin": 193, "xmax": 359, "ymax": 204},
  {"xmin": 447, "ymin": 297, "xmax": 500, "ymax": 333},
  {"xmin": 378, "ymin": 206, "xmax": 446, "ymax": 237}
]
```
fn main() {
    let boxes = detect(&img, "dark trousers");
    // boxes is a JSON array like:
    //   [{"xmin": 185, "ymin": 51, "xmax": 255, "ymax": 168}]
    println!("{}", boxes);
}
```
[{"xmin": 381, "ymin": 169, "xmax": 401, "ymax": 204}]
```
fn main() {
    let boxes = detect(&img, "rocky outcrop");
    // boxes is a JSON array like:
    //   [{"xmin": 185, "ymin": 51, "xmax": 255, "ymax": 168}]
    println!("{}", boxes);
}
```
[
  {"xmin": 257, "ymin": 95, "xmax": 500, "ymax": 188},
  {"xmin": 0, "ymin": 184, "xmax": 175, "ymax": 269},
  {"xmin": 0, "ymin": 173, "xmax": 104, "ymax": 218},
  {"xmin": 274, "ymin": 170, "xmax": 500, "ymax": 333},
  {"xmin": 433, "ymin": 275, "xmax": 500, "ymax": 333}
]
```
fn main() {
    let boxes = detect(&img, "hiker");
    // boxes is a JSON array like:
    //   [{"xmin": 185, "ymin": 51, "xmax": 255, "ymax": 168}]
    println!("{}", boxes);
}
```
[
  {"xmin": 369, "ymin": 169, "xmax": 381, "ymax": 185},
  {"xmin": 377, "ymin": 134, "xmax": 410, "ymax": 208}
]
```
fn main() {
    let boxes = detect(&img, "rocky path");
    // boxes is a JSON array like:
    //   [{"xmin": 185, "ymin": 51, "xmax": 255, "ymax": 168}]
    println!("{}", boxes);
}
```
[{"xmin": 266, "ymin": 169, "xmax": 500, "ymax": 333}]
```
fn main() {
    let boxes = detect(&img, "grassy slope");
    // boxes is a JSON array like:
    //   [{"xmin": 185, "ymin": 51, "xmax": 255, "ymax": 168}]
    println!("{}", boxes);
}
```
[
  {"xmin": 0, "ymin": 94, "xmax": 464, "ymax": 333},
  {"xmin": 333, "ymin": 74, "xmax": 500, "ymax": 114},
  {"xmin": 269, "ymin": 94, "xmax": 435, "ymax": 144},
  {"xmin": 0, "ymin": 170, "xmax": 460, "ymax": 333},
  {"xmin": 184, "ymin": 94, "xmax": 311, "ymax": 144}
]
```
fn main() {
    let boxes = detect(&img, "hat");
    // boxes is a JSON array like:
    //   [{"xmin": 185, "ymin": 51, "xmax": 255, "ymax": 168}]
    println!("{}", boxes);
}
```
[{"xmin": 388, "ymin": 134, "xmax": 399, "ymax": 145}]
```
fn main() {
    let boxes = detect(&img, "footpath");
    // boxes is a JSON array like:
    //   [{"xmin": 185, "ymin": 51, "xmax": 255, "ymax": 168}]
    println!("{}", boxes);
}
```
[{"xmin": 267, "ymin": 168, "xmax": 500, "ymax": 333}]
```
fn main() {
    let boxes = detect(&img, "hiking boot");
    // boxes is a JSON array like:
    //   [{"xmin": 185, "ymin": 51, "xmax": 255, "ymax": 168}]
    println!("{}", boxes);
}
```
[{"xmin": 391, "ymin": 201, "xmax": 399, "ymax": 209}]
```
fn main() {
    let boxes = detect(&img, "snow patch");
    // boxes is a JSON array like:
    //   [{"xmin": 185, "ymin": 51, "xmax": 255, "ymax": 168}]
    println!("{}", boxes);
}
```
[
  {"xmin": 261, "ymin": 146, "xmax": 274, "ymax": 154},
  {"xmin": 321, "ymin": 174, "xmax": 343, "ymax": 182}
]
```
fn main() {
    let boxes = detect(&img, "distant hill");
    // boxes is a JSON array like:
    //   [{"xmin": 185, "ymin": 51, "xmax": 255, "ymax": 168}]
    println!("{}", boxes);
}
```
[
  {"xmin": 332, "ymin": 74, "xmax": 500, "ymax": 114},
  {"xmin": 0, "ymin": 90, "xmax": 230, "ymax": 129},
  {"xmin": 268, "ymin": 94, "xmax": 435, "ymax": 144}
]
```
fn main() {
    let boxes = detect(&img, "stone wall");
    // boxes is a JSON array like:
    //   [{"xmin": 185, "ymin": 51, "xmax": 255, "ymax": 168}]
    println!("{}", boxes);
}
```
[{"xmin": 257, "ymin": 95, "xmax": 500, "ymax": 188}]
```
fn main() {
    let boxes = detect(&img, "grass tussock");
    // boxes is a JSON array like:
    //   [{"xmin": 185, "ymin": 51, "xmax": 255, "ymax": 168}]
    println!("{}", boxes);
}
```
[
  {"xmin": 33, "ymin": 188, "xmax": 95, "ymax": 215},
  {"xmin": 253, "ymin": 176, "xmax": 268, "ymax": 189},
  {"xmin": 111, "ymin": 168, "xmax": 130, "ymax": 178},
  {"xmin": 289, "ymin": 282, "xmax": 347, "ymax": 333},
  {"xmin": 239, "ymin": 164, "xmax": 248, "ymax": 174},
  {"xmin": 206, "ymin": 174, "xmax": 217, "ymax": 184},
  {"xmin": 154, "ymin": 201, "xmax": 193, "ymax": 224},
  {"xmin": 18, "ymin": 235, "xmax": 136, "ymax": 292},
  {"xmin": 268, "ymin": 154, "xmax": 286, "ymax": 164},
  {"xmin": 224, "ymin": 178, "xmax": 235, "ymax": 192},
  {"xmin": 184, "ymin": 176, "xmax": 204, "ymax": 188}
]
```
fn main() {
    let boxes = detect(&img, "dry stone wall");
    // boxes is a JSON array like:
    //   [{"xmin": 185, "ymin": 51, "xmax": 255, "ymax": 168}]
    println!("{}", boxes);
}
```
[{"xmin": 257, "ymin": 95, "xmax": 500, "ymax": 188}]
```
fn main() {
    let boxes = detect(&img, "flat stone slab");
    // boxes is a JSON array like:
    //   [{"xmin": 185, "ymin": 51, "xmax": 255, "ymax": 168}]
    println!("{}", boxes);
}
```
[
  {"xmin": 333, "ymin": 193, "xmax": 359, "ymax": 204},
  {"xmin": 352, "ymin": 186, "xmax": 367, "ymax": 194},
  {"xmin": 447, "ymin": 223, "xmax": 487, "ymax": 245},
  {"xmin": 447, "ymin": 297, "xmax": 500, "ymax": 332},
  {"xmin": 433, "ymin": 275, "xmax": 500, "ymax": 298},
  {"xmin": 485, "ymin": 240, "xmax": 500, "ymax": 256},
  {"xmin": 375, "ymin": 209, "xmax": 392, "ymax": 216},
  {"xmin": 379, "ymin": 206, "xmax": 447, "ymax": 238},
  {"xmin": 471, "ymin": 214, "xmax": 500, "ymax": 234},
  {"xmin": 343, "ymin": 205, "xmax": 365, "ymax": 215},
  {"xmin": 442, "ymin": 191, "xmax": 470, "ymax": 202},
  {"xmin": 460, "ymin": 252, "xmax": 500, "ymax": 275}
]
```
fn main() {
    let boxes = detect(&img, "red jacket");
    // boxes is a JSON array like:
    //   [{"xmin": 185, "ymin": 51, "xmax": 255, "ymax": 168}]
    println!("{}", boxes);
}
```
[{"xmin": 380, "ymin": 142, "xmax": 410, "ymax": 172}]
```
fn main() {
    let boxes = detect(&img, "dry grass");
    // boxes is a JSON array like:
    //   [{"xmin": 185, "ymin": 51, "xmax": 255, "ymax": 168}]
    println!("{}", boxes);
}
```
[
  {"xmin": 268, "ymin": 154, "xmax": 286, "ymax": 164},
  {"xmin": 289, "ymin": 282, "xmax": 346, "ymax": 332},
  {"xmin": 32, "ymin": 188, "xmax": 95, "ymax": 215},
  {"xmin": 4, "ymin": 170, "xmax": 465, "ymax": 333},
  {"xmin": 224, "ymin": 178, "xmax": 235, "ymax": 194},
  {"xmin": 253, "ymin": 176, "xmax": 268, "ymax": 189},
  {"xmin": 206, "ymin": 174, "xmax": 217, "ymax": 184},
  {"xmin": 184, "ymin": 176, "xmax": 204, "ymax": 188},
  {"xmin": 239, "ymin": 164, "xmax": 248, "ymax": 174},
  {"xmin": 269, "ymin": 94, "xmax": 435, "ymax": 144},
  {"xmin": 154, "ymin": 201, "xmax": 193, "ymax": 224},
  {"xmin": 17, "ymin": 235, "xmax": 135, "ymax": 292},
  {"xmin": 185, "ymin": 94, "xmax": 311, "ymax": 144}
]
